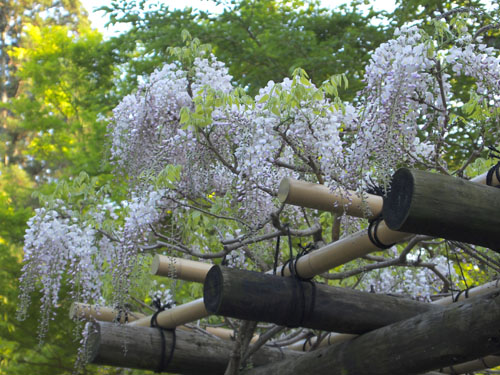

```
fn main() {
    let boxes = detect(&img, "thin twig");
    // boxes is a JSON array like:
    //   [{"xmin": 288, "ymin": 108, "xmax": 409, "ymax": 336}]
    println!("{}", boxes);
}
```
[
  {"xmin": 242, "ymin": 325, "xmax": 286, "ymax": 363},
  {"xmin": 224, "ymin": 223, "xmax": 322, "ymax": 251},
  {"xmin": 130, "ymin": 296, "xmax": 155, "ymax": 313}
]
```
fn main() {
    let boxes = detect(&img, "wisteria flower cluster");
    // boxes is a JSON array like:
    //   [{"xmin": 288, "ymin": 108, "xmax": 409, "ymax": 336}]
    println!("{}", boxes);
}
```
[{"xmin": 19, "ymin": 202, "xmax": 103, "ymax": 337}]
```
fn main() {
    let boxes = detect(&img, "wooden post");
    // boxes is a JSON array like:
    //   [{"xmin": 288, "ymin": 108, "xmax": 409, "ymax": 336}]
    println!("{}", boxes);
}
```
[
  {"xmin": 130, "ymin": 298, "xmax": 207, "ymax": 329},
  {"xmin": 69, "ymin": 303, "xmax": 145, "ymax": 323},
  {"xmin": 278, "ymin": 177, "xmax": 383, "ymax": 219},
  {"xmin": 151, "ymin": 255, "xmax": 213, "ymax": 282},
  {"xmin": 383, "ymin": 168, "xmax": 500, "ymax": 250},
  {"xmin": 242, "ymin": 290, "xmax": 500, "ymax": 375},
  {"xmin": 86, "ymin": 321, "xmax": 303, "ymax": 374},
  {"xmin": 204, "ymin": 266, "xmax": 441, "ymax": 334}
]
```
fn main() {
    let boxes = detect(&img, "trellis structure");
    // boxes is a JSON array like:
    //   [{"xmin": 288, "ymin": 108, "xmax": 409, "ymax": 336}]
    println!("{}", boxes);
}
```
[{"xmin": 76, "ymin": 167, "xmax": 500, "ymax": 374}]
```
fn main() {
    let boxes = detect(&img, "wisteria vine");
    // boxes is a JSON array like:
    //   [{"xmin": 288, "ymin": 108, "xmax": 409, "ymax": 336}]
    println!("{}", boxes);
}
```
[{"xmin": 19, "ymin": 16, "xmax": 500, "ymax": 348}]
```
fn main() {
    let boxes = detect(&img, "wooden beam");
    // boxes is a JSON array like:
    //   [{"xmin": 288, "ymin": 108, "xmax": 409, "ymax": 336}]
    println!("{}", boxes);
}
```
[
  {"xmin": 288, "ymin": 278, "xmax": 500, "ymax": 354},
  {"xmin": 145, "ymin": 169, "xmax": 496, "ymax": 338},
  {"xmin": 204, "ymin": 266, "xmax": 441, "ymax": 334},
  {"xmin": 383, "ymin": 168, "xmax": 500, "ymax": 250},
  {"xmin": 87, "ymin": 322, "xmax": 303, "ymax": 374},
  {"xmin": 278, "ymin": 177, "xmax": 383, "ymax": 219},
  {"xmin": 242, "ymin": 290, "xmax": 500, "ymax": 375}
]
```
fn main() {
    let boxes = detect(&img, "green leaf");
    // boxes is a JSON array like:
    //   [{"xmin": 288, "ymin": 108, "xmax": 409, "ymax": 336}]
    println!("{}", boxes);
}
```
[
  {"xmin": 180, "ymin": 107, "xmax": 190, "ymax": 124},
  {"xmin": 258, "ymin": 94, "xmax": 270, "ymax": 103},
  {"xmin": 300, "ymin": 75, "xmax": 311, "ymax": 86}
]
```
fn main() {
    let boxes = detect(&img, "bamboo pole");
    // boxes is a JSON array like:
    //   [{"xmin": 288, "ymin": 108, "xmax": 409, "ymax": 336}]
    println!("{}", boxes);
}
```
[
  {"xmin": 470, "ymin": 169, "xmax": 500, "ymax": 186},
  {"xmin": 69, "ymin": 303, "xmax": 146, "ymax": 323},
  {"xmin": 440, "ymin": 355, "xmax": 500, "ymax": 374},
  {"xmin": 204, "ymin": 326, "xmax": 235, "ymax": 340},
  {"xmin": 278, "ymin": 177, "xmax": 383, "ymax": 219},
  {"xmin": 151, "ymin": 255, "xmax": 213, "ymax": 282},
  {"xmin": 433, "ymin": 278, "xmax": 500, "ymax": 306},
  {"xmin": 153, "ymin": 223, "xmax": 410, "ymax": 284},
  {"xmin": 204, "ymin": 326, "xmax": 259, "ymax": 344},
  {"xmin": 130, "ymin": 298, "xmax": 208, "ymax": 329},
  {"xmin": 70, "ymin": 302, "xmax": 257, "ymax": 343},
  {"xmin": 277, "ymin": 220, "xmax": 410, "ymax": 278},
  {"xmin": 278, "ymin": 173, "xmax": 500, "ymax": 216},
  {"xmin": 144, "ymin": 224, "xmax": 410, "ymax": 330},
  {"xmin": 277, "ymin": 171, "xmax": 499, "ymax": 218}
]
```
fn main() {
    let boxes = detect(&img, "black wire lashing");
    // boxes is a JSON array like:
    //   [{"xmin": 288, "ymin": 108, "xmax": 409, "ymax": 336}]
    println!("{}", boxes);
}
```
[
  {"xmin": 150, "ymin": 298, "xmax": 176, "ymax": 373},
  {"xmin": 486, "ymin": 146, "xmax": 500, "ymax": 188},
  {"xmin": 368, "ymin": 216, "xmax": 396, "ymax": 250},
  {"xmin": 274, "ymin": 226, "xmax": 317, "ymax": 328}
]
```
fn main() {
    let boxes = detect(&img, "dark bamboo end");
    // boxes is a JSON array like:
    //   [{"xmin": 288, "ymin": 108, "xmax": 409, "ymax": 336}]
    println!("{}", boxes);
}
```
[
  {"xmin": 85, "ymin": 322, "xmax": 101, "ymax": 364},
  {"xmin": 203, "ymin": 266, "xmax": 224, "ymax": 314},
  {"xmin": 383, "ymin": 168, "xmax": 414, "ymax": 231}
]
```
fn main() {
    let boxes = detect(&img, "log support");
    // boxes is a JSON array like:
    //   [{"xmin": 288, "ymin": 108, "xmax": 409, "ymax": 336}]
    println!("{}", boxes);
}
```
[
  {"xmin": 242, "ymin": 290, "xmax": 500, "ymax": 375},
  {"xmin": 87, "ymin": 322, "xmax": 302, "ymax": 374},
  {"xmin": 384, "ymin": 168, "xmax": 500, "ymax": 250},
  {"xmin": 203, "ymin": 266, "xmax": 441, "ymax": 334}
]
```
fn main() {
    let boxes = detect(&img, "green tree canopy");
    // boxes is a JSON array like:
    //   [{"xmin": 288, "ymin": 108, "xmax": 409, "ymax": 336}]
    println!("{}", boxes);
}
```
[{"xmin": 104, "ymin": 0, "xmax": 389, "ymax": 97}]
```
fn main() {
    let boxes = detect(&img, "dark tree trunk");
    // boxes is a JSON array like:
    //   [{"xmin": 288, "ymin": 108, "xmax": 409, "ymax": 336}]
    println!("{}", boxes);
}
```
[
  {"xmin": 86, "ymin": 322, "xmax": 303, "ymax": 374},
  {"xmin": 383, "ymin": 168, "xmax": 500, "ymax": 250},
  {"xmin": 242, "ymin": 290, "xmax": 500, "ymax": 375},
  {"xmin": 204, "ymin": 266, "xmax": 442, "ymax": 334}
]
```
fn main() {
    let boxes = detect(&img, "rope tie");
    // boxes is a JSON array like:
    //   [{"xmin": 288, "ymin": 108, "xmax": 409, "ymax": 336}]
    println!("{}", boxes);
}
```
[
  {"xmin": 486, "ymin": 162, "xmax": 500, "ymax": 187},
  {"xmin": 486, "ymin": 146, "xmax": 500, "ymax": 188},
  {"xmin": 302, "ymin": 332, "xmax": 315, "ymax": 352},
  {"xmin": 150, "ymin": 298, "xmax": 176, "ymax": 373},
  {"xmin": 452, "ymin": 287, "xmax": 472, "ymax": 303},
  {"xmin": 274, "ymin": 226, "xmax": 317, "ymax": 328},
  {"xmin": 368, "ymin": 216, "xmax": 395, "ymax": 249},
  {"xmin": 114, "ymin": 306, "xmax": 129, "ymax": 324},
  {"xmin": 327, "ymin": 333, "xmax": 333, "ymax": 346}
]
